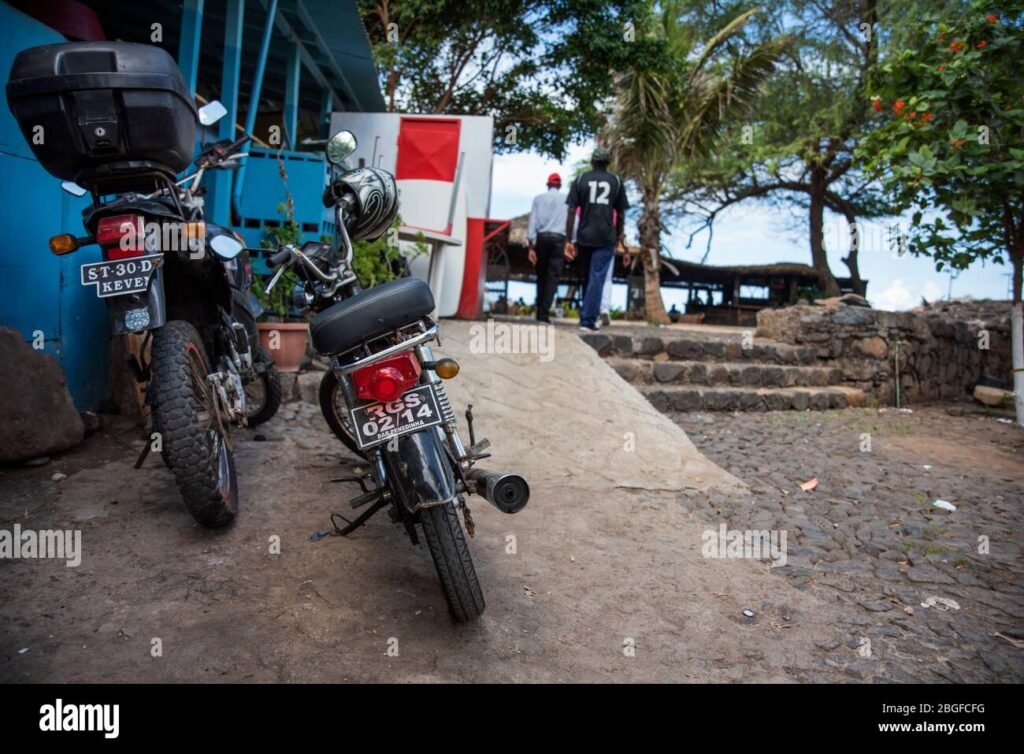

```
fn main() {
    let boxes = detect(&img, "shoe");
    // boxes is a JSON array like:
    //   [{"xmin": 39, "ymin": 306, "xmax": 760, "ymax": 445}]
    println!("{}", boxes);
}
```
[
  {"xmin": 600, "ymin": 312, "xmax": 611, "ymax": 327},
  {"xmin": 579, "ymin": 325, "xmax": 601, "ymax": 334}
]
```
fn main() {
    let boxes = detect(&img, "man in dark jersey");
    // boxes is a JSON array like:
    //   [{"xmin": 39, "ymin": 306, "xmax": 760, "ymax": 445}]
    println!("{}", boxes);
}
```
[{"xmin": 564, "ymin": 146, "xmax": 628, "ymax": 333}]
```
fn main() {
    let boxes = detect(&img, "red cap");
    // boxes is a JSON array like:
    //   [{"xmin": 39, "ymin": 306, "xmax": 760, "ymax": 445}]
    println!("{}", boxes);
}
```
[{"xmin": 547, "ymin": 172, "xmax": 562, "ymax": 186}]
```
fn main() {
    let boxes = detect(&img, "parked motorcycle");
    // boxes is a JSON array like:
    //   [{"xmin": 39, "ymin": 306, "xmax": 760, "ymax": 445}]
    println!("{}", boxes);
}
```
[
  {"xmin": 265, "ymin": 131, "xmax": 530, "ymax": 621},
  {"xmin": 6, "ymin": 42, "xmax": 280, "ymax": 527}
]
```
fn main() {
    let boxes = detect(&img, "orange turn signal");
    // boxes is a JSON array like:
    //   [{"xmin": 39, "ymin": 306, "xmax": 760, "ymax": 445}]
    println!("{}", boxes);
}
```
[
  {"xmin": 49, "ymin": 234, "xmax": 79, "ymax": 255},
  {"xmin": 434, "ymin": 358, "xmax": 460, "ymax": 379}
]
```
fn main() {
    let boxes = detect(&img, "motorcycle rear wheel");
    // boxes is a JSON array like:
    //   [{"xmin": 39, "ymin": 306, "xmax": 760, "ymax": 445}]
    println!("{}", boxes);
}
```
[
  {"xmin": 419, "ymin": 502, "xmax": 486, "ymax": 622},
  {"xmin": 318, "ymin": 370, "xmax": 366, "ymax": 459},
  {"xmin": 150, "ymin": 320, "xmax": 239, "ymax": 528},
  {"xmin": 244, "ymin": 345, "xmax": 282, "ymax": 426}
]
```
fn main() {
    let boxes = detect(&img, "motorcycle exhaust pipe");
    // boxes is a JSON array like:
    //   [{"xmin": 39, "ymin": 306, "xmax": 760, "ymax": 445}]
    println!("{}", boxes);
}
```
[{"xmin": 466, "ymin": 468, "xmax": 530, "ymax": 514}]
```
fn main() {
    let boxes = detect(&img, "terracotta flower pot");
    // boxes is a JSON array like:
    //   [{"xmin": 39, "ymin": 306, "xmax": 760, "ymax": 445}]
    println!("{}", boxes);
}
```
[{"xmin": 257, "ymin": 321, "xmax": 309, "ymax": 373}]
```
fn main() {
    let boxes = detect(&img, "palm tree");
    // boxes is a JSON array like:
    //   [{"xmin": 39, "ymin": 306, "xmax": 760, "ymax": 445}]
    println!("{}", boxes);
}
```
[{"xmin": 606, "ymin": 4, "xmax": 790, "ymax": 324}]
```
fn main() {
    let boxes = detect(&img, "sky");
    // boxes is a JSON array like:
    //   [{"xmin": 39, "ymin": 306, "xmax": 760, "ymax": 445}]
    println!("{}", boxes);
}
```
[{"xmin": 489, "ymin": 144, "xmax": 1013, "ymax": 312}]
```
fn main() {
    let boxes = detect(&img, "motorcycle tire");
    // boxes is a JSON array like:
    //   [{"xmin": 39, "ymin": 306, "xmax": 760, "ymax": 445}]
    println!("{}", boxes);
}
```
[
  {"xmin": 150, "ymin": 320, "xmax": 239, "ymax": 528},
  {"xmin": 245, "ymin": 345, "xmax": 282, "ymax": 426},
  {"xmin": 318, "ymin": 370, "xmax": 366, "ymax": 459},
  {"xmin": 419, "ymin": 501, "xmax": 486, "ymax": 622}
]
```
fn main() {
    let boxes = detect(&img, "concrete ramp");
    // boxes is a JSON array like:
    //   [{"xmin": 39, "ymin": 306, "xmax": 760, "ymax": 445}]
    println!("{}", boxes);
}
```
[{"xmin": 435, "ymin": 321, "xmax": 744, "ymax": 494}]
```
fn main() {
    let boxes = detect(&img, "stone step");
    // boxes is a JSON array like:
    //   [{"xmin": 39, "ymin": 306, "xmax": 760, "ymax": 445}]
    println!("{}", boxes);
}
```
[
  {"xmin": 640, "ymin": 385, "xmax": 867, "ymax": 412},
  {"xmin": 609, "ymin": 358, "xmax": 843, "ymax": 388},
  {"xmin": 580, "ymin": 332, "xmax": 819, "ymax": 365}
]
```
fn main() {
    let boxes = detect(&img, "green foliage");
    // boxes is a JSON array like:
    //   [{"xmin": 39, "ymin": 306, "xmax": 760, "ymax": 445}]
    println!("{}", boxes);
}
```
[
  {"xmin": 858, "ymin": 1, "xmax": 1024, "ymax": 299},
  {"xmin": 359, "ymin": 0, "xmax": 663, "ymax": 159},
  {"xmin": 252, "ymin": 201, "xmax": 302, "ymax": 319},
  {"xmin": 351, "ymin": 215, "xmax": 427, "ymax": 288}
]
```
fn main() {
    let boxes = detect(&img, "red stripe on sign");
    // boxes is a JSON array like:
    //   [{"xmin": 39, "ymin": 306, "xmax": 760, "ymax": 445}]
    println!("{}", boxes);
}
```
[{"xmin": 396, "ymin": 118, "xmax": 461, "ymax": 182}]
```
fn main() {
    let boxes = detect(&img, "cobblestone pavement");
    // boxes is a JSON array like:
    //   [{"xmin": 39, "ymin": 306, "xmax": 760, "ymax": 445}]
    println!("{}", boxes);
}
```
[{"xmin": 672, "ymin": 405, "xmax": 1024, "ymax": 682}]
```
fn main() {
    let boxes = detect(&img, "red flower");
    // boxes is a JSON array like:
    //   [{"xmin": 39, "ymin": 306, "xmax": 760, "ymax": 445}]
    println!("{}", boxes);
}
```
[
  {"xmin": 977, "ymin": 40, "xmax": 987, "ymax": 49},
  {"xmin": 907, "ymin": 111, "xmax": 917, "ymax": 120},
  {"xmin": 872, "ymin": 100, "xmax": 882, "ymax": 112},
  {"xmin": 987, "ymin": 14, "xmax": 998, "ymax": 23},
  {"xmin": 938, "ymin": 64, "xmax": 947, "ymax": 71},
  {"xmin": 923, "ymin": 112, "xmax": 934, "ymax": 122},
  {"xmin": 893, "ymin": 100, "xmax": 905, "ymax": 113},
  {"xmin": 948, "ymin": 40, "xmax": 964, "ymax": 53}
]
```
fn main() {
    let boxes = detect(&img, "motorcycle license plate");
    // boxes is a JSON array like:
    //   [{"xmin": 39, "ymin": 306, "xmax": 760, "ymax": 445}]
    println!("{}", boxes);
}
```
[
  {"xmin": 80, "ymin": 254, "xmax": 163, "ymax": 298},
  {"xmin": 350, "ymin": 385, "xmax": 444, "ymax": 450}
]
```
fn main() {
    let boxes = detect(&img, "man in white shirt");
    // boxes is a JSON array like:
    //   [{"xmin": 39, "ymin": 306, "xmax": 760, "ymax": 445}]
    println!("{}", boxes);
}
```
[{"xmin": 527, "ymin": 173, "xmax": 566, "ymax": 324}]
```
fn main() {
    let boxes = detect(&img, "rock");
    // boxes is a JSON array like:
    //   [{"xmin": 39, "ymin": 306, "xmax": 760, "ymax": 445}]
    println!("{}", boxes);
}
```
[
  {"xmin": 855, "ymin": 336, "xmax": 888, "ymax": 359},
  {"xmin": 653, "ymin": 362, "xmax": 686, "ymax": 383},
  {"xmin": 0, "ymin": 328, "xmax": 85, "ymax": 463},
  {"xmin": 839, "ymin": 293, "xmax": 871, "ymax": 308},
  {"xmin": 973, "ymin": 384, "xmax": 1012, "ymax": 408},
  {"xmin": 51, "ymin": 472, "xmax": 67, "ymax": 482},
  {"xmin": 297, "ymin": 372, "xmax": 323, "ymax": 404}
]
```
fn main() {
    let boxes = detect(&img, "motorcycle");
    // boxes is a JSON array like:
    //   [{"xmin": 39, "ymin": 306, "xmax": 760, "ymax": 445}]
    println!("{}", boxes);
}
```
[
  {"xmin": 265, "ymin": 131, "xmax": 530, "ymax": 621},
  {"xmin": 44, "ymin": 101, "xmax": 281, "ymax": 527}
]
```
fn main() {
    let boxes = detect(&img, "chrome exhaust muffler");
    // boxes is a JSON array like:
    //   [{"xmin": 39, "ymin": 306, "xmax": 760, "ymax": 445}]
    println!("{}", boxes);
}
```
[{"xmin": 466, "ymin": 468, "xmax": 530, "ymax": 514}]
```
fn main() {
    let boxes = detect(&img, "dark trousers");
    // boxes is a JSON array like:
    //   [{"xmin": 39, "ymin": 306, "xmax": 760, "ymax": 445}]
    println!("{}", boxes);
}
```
[
  {"xmin": 534, "ymin": 233, "xmax": 565, "ymax": 322},
  {"xmin": 576, "ymin": 245, "xmax": 594, "ymax": 302},
  {"xmin": 580, "ymin": 245, "xmax": 614, "ymax": 328}
]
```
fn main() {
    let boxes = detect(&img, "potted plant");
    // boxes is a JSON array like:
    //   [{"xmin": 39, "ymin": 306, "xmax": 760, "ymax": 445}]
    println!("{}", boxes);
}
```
[{"xmin": 253, "ymin": 199, "xmax": 309, "ymax": 373}]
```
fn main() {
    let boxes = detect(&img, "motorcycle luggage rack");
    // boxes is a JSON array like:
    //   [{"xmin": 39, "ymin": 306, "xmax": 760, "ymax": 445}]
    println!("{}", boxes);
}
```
[{"xmin": 331, "ymin": 318, "xmax": 438, "ymax": 377}]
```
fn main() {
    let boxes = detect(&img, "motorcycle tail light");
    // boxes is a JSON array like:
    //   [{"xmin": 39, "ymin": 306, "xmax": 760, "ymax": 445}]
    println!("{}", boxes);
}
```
[
  {"xmin": 352, "ymin": 351, "xmax": 421, "ymax": 403},
  {"xmin": 97, "ymin": 214, "xmax": 144, "ymax": 260}
]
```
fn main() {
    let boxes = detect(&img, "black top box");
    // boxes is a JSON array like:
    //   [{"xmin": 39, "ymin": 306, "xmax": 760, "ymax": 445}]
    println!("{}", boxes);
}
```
[{"xmin": 6, "ymin": 41, "xmax": 197, "ymax": 191}]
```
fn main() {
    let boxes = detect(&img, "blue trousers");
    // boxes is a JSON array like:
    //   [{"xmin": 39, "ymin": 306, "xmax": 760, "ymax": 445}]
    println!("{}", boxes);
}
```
[{"xmin": 580, "ymin": 245, "xmax": 613, "ymax": 328}]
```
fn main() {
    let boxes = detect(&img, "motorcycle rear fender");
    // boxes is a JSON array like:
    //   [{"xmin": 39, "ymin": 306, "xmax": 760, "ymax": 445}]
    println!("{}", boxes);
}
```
[
  {"xmin": 107, "ymin": 267, "xmax": 167, "ymax": 335},
  {"xmin": 380, "ymin": 426, "xmax": 458, "ymax": 512}
]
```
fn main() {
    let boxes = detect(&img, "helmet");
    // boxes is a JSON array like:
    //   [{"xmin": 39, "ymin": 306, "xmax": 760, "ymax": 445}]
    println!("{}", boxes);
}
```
[
  {"xmin": 591, "ymin": 146, "xmax": 611, "ymax": 165},
  {"xmin": 329, "ymin": 167, "xmax": 399, "ymax": 241}
]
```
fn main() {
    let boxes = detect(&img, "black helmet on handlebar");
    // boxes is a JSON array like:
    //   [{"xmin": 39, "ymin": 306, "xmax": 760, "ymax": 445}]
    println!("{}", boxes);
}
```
[{"xmin": 324, "ymin": 167, "xmax": 399, "ymax": 242}]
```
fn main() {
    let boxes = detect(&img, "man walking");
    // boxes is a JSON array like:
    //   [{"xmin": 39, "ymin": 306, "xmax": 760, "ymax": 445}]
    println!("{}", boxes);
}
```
[
  {"xmin": 565, "ymin": 146, "xmax": 628, "ymax": 333},
  {"xmin": 526, "ymin": 172, "xmax": 567, "ymax": 324}
]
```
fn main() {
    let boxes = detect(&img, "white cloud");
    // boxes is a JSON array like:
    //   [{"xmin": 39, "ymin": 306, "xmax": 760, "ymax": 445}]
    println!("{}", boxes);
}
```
[{"xmin": 870, "ymin": 279, "xmax": 917, "ymax": 311}]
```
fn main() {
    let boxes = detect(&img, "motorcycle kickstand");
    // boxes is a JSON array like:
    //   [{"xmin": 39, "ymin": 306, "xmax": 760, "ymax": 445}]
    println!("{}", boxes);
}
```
[{"xmin": 330, "ymin": 498, "xmax": 388, "ymax": 537}]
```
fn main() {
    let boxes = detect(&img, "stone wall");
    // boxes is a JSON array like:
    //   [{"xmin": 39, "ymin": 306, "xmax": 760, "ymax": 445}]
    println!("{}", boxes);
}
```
[{"xmin": 756, "ymin": 299, "xmax": 1012, "ymax": 404}]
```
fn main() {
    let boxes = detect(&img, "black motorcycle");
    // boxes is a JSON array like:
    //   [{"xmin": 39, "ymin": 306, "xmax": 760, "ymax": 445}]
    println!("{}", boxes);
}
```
[
  {"xmin": 6, "ymin": 42, "xmax": 280, "ymax": 527},
  {"xmin": 265, "ymin": 131, "xmax": 530, "ymax": 621}
]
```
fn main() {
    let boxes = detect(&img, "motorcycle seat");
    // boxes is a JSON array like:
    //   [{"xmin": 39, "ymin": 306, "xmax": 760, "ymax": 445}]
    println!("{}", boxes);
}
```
[{"xmin": 310, "ymin": 277, "xmax": 435, "ymax": 356}]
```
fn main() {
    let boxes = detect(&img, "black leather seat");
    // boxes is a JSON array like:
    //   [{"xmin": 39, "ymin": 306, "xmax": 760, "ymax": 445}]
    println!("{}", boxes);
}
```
[{"xmin": 310, "ymin": 277, "xmax": 435, "ymax": 355}]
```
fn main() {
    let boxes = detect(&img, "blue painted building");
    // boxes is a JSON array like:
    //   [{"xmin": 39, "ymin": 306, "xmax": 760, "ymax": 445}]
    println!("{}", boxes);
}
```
[{"xmin": 0, "ymin": 0, "xmax": 384, "ymax": 407}]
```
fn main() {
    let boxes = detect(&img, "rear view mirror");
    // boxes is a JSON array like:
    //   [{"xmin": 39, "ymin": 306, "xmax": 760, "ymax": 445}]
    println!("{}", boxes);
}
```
[
  {"xmin": 198, "ymin": 100, "xmax": 227, "ymax": 126},
  {"xmin": 325, "ymin": 130, "xmax": 358, "ymax": 165},
  {"xmin": 61, "ymin": 181, "xmax": 87, "ymax": 197},
  {"xmin": 210, "ymin": 235, "xmax": 243, "ymax": 259}
]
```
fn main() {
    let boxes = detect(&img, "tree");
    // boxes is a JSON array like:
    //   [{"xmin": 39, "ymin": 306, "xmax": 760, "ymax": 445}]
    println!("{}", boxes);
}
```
[
  {"xmin": 605, "ymin": 2, "xmax": 789, "ymax": 323},
  {"xmin": 664, "ymin": 0, "xmax": 891, "ymax": 296},
  {"xmin": 860, "ymin": 2, "xmax": 1024, "ymax": 422},
  {"xmin": 359, "ymin": 0, "xmax": 662, "ymax": 159}
]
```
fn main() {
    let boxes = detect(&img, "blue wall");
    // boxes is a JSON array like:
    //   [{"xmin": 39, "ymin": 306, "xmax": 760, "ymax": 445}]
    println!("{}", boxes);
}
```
[{"xmin": 0, "ymin": 4, "xmax": 109, "ymax": 409}]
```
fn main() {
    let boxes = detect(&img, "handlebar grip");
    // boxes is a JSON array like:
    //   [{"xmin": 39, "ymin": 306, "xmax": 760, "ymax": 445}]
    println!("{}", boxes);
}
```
[
  {"xmin": 267, "ymin": 248, "xmax": 291, "ymax": 268},
  {"xmin": 227, "ymin": 134, "xmax": 252, "ymax": 153}
]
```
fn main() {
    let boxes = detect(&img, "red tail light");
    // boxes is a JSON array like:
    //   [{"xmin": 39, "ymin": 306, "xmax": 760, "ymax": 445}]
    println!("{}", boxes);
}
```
[
  {"xmin": 352, "ymin": 352, "xmax": 421, "ymax": 403},
  {"xmin": 97, "ymin": 214, "xmax": 144, "ymax": 260}
]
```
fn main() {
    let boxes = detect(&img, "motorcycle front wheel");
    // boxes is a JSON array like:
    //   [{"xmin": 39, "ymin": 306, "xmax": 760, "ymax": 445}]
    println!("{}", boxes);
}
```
[{"xmin": 150, "ymin": 320, "xmax": 239, "ymax": 527}]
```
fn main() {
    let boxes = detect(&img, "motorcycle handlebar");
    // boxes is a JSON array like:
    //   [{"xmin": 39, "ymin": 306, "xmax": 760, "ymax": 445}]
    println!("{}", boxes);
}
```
[{"xmin": 267, "ymin": 247, "xmax": 292, "ymax": 268}]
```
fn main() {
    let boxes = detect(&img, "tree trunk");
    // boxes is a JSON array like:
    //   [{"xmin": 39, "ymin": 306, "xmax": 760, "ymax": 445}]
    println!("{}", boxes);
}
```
[
  {"xmin": 838, "ymin": 210, "xmax": 866, "ymax": 296},
  {"xmin": 1012, "ymin": 248, "xmax": 1023, "ymax": 426},
  {"xmin": 639, "ymin": 191, "xmax": 670, "ymax": 325},
  {"xmin": 810, "ymin": 166, "xmax": 841, "ymax": 297}
]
